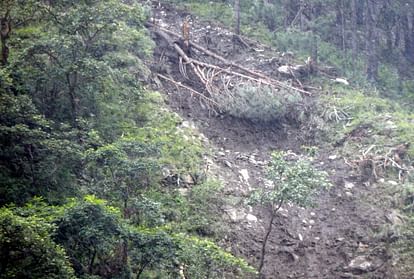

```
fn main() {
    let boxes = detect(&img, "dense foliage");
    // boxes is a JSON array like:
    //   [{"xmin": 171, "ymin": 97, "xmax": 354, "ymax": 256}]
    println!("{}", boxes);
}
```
[{"xmin": 0, "ymin": 0, "xmax": 254, "ymax": 278}]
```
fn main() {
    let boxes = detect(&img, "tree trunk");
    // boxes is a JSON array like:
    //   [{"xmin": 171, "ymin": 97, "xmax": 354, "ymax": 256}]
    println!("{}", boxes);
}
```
[
  {"xmin": 234, "ymin": 0, "xmax": 240, "ymax": 35},
  {"xmin": 351, "ymin": 0, "xmax": 358, "ymax": 68},
  {"xmin": 258, "ymin": 210, "xmax": 275, "ymax": 278},
  {"xmin": 258, "ymin": 200, "xmax": 283, "ymax": 278},
  {"xmin": 0, "ymin": 12, "xmax": 11, "ymax": 66},
  {"xmin": 365, "ymin": 0, "xmax": 378, "ymax": 82}
]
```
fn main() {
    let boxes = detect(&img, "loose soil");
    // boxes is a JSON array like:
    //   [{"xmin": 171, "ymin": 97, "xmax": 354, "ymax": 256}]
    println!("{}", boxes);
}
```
[{"xmin": 147, "ymin": 2, "xmax": 396, "ymax": 278}]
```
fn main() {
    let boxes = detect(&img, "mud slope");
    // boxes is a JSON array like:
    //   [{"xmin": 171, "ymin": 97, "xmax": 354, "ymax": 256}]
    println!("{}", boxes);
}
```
[{"xmin": 147, "ymin": 2, "xmax": 395, "ymax": 278}]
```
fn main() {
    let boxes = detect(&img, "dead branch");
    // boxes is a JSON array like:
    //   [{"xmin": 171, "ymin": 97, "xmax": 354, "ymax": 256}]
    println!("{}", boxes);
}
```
[
  {"xmin": 345, "ymin": 144, "xmax": 412, "ymax": 182},
  {"xmin": 157, "ymin": 74, "xmax": 220, "ymax": 108}
]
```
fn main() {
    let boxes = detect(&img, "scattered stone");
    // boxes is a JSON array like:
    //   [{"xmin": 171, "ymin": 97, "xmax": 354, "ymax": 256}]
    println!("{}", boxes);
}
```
[
  {"xmin": 310, "ymin": 212, "xmax": 316, "ymax": 217},
  {"xmin": 314, "ymin": 237, "xmax": 320, "ymax": 241},
  {"xmin": 224, "ymin": 207, "xmax": 246, "ymax": 222},
  {"xmin": 246, "ymin": 214, "xmax": 258, "ymax": 223},
  {"xmin": 217, "ymin": 151, "xmax": 226, "ymax": 157},
  {"xmin": 298, "ymin": 233, "xmax": 303, "ymax": 241},
  {"xmin": 309, "ymin": 219, "xmax": 315, "ymax": 225},
  {"xmin": 345, "ymin": 191, "xmax": 353, "ymax": 197},
  {"xmin": 249, "ymin": 158, "xmax": 257, "ymax": 165},
  {"xmin": 331, "ymin": 208, "xmax": 336, "ymax": 212},
  {"xmin": 223, "ymin": 160, "xmax": 232, "ymax": 168},
  {"xmin": 198, "ymin": 133, "xmax": 209, "ymax": 143},
  {"xmin": 344, "ymin": 181, "xmax": 355, "ymax": 190},
  {"xmin": 348, "ymin": 256, "xmax": 372, "ymax": 272},
  {"xmin": 328, "ymin": 155, "xmax": 338, "ymax": 160},
  {"xmin": 180, "ymin": 174, "xmax": 195, "ymax": 185},
  {"xmin": 302, "ymin": 219, "xmax": 308, "ymax": 225},
  {"xmin": 387, "ymin": 180, "xmax": 398, "ymax": 186},
  {"xmin": 177, "ymin": 188, "xmax": 189, "ymax": 196},
  {"xmin": 181, "ymin": 121, "xmax": 194, "ymax": 129},
  {"xmin": 334, "ymin": 78, "xmax": 350, "ymax": 86},
  {"xmin": 239, "ymin": 169, "xmax": 250, "ymax": 183},
  {"xmin": 336, "ymin": 237, "xmax": 345, "ymax": 242}
]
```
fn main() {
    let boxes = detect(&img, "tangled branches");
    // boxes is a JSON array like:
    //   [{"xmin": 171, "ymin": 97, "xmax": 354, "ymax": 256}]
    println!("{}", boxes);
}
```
[
  {"xmin": 147, "ymin": 22, "xmax": 310, "ymax": 117},
  {"xmin": 345, "ymin": 143, "xmax": 413, "ymax": 182}
]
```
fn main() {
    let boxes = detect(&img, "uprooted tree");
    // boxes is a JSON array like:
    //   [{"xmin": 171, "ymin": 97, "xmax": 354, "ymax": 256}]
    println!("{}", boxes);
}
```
[{"xmin": 146, "ymin": 21, "xmax": 312, "ymax": 122}]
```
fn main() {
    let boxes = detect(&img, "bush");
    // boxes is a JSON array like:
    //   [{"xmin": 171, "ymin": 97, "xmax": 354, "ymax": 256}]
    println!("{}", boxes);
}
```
[
  {"xmin": 0, "ymin": 208, "xmax": 75, "ymax": 279},
  {"xmin": 216, "ymin": 83, "xmax": 303, "ymax": 123}
]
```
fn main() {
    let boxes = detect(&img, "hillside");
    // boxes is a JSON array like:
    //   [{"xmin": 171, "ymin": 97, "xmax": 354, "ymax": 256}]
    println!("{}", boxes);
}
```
[
  {"xmin": 146, "ymin": 2, "xmax": 413, "ymax": 278},
  {"xmin": 1, "ymin": 1, "xmax": 413, "ymax": 279}
]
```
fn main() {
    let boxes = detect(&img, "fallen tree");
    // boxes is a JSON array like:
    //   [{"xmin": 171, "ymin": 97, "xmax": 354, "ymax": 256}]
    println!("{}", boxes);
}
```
[{"xmin": 146, "ymin": 21, "xmax": 311, "ymax": 119}]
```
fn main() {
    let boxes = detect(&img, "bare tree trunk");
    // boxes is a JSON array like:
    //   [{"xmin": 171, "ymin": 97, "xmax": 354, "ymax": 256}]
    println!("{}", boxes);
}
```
[
  {"xmin": 234, "ymin": 0, "xmax": 240, "ymax": 35},
  {"xmin": 351, "ymin": 0, "xmax": 358, "ymax": 69},
  {"xmin": 365, "ymin": 0, "xmax": 378, "ymax": 82},
  {"xmin": 340, "ymin": 0, "xmax": 346, "ymax": 52}
]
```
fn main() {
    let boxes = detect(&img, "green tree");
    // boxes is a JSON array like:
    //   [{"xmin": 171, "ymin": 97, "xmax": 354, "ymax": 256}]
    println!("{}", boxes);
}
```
[
  {"xmin": 54, "ymin": 196, "xmax": 125, "ymax": 278},
  {"xmin": 0, "ymin": 208, "xmax": 75, "ymax": 279},
  {"xmin": 84, "ymin": 138, "xmax": 160, "ymax": 218},
  {"xmin": 0, "ymin": 84, "xmax": 82, "ymax": 205},
  {"xmin": 8, "ymin": 0, "xmax": 152, "ymax": 135},
  {"xmin": 249, "ymin": 151, "xmax": 330, "ymax": 277}
]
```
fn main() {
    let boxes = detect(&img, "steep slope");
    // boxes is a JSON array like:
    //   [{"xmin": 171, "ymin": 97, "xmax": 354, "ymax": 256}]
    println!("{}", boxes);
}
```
[{"xmin": 146, "ymin": 2, "xmax": 400, "ymax": 278}]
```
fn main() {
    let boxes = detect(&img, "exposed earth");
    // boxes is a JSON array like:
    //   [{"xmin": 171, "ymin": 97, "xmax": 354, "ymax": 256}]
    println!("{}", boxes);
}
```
[{"xmin": 147, "ymin": 2, "xmax": 398, "ymax": 278}]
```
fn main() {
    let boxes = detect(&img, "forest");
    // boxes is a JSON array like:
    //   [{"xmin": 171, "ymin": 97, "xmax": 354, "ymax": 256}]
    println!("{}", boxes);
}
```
[{"xmin": 1, "ymin": 0, "xmax": 413, "ymax": 279}]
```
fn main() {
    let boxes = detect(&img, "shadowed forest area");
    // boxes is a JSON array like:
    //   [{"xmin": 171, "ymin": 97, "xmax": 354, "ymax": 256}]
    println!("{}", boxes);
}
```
[{"xmin": 1, "ymin": 1, "xmax": 414, "ymax": 279}]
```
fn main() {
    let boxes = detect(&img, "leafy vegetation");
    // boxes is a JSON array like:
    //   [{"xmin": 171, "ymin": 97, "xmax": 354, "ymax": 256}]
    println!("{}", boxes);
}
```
[
  {"xmin": 249, "ymin": 151, "xmax": 330, "ymax": 277},
  {"xmin": 0, "ymin": 0, "xmax": 253, "ymax": 278},
  {"xmin": 0, "ymin": 208, "xmax": 76, "ymax": 279}
]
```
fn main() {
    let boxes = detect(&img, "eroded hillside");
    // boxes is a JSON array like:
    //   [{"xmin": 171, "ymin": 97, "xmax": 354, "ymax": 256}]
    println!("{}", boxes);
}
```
[{"xmin": 146, "ymin": 1, "xmax": 413, "ymax": 278}]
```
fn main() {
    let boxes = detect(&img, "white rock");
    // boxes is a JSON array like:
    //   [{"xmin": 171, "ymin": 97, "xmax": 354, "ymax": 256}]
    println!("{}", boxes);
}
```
[
  {"xmin": 345, "ymin": 191, "xmax": 353, "ymax": 197},
  {"xmin": 348, "ymin": 256, "xmax": 372, "ymax": 272},
  {"xmin": 344, "ymin": 181, "xmax": 355, "ymax": 190},
  {"xmin": 388, "ymin": 180, "xmax": 398, "ymax": 186},
  {"xmin": 246, "ymin": 214, "xmax": 258, "ymax": 223},
  {"xmin": 328, "ymin": 155, "xmax": 338, "ymax": 160},
  {"xmin": 239, "ymin": 169, "xmax": 250, "ymax": 183},
  {"xmin": 298, "ymin": 233, "xmax": 303, "ymax": 241},
  {"xmin": 310, "ymin": 212, "xmax": 316, "ymax": 217},
  {"xmin": 223, "ymin": 160, "xmax": 232, "ymax": 168},
  {"xmin": 334, "ymin": 78, "xmax": 350, "ymax": 86},
  {"xmin": 309, "ymin": 219, "xmax": 315, "ymax": 225}
]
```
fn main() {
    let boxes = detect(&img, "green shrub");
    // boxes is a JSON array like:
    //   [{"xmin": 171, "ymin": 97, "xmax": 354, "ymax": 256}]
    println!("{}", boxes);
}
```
[
  {"xmin": 216, "ymin": 83, "xmax": 303, "ymax": 123},
  {"xmin": 0, "ymin": 208, "xmax": 75, "ymax": 279}
]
